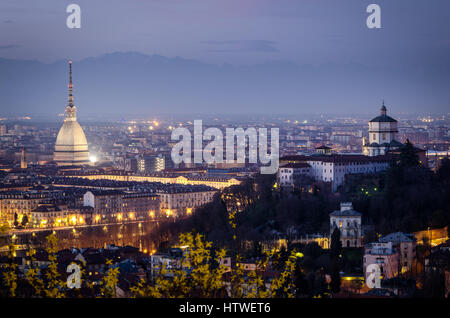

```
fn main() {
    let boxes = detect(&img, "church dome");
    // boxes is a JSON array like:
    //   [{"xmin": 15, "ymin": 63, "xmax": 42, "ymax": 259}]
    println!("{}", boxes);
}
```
[{"xmin": 369, "ymin": 115, "xmax": 397, "ymax": 123}]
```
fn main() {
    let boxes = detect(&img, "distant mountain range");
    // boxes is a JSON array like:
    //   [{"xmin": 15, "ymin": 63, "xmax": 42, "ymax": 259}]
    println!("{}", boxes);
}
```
[{"xmin": 0, "ymin": 52, "xmax": 448, "ymax": 117}]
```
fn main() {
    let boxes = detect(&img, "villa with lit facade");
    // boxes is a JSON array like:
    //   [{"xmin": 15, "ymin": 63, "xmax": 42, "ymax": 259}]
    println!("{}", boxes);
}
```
[{"xmin": 330, "ymin": 202, "xmax": 362, "ymax": 247}]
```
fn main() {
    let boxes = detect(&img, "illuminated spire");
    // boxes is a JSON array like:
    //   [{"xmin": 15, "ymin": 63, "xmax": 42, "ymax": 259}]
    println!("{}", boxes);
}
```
[
  {"xmin": 65, "ymin": 60, "xmax": 77, "ymax": 121},
  {"xmin": 68, "ymin": 59, "xmax": 74, "ymax": 108}
]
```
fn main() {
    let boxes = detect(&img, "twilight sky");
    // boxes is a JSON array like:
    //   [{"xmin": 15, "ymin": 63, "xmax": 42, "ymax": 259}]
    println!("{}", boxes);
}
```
[{"xmin": 0, "ymin": 0, "xmax": 449, "ymax": 115}]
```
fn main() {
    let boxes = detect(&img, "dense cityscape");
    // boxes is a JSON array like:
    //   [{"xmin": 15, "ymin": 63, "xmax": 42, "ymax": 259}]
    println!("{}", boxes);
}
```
[
  {"xmin": 0, "ymin": 1, "xmax": 449, "ymax": 309},
  {"xmin": 0, "ymin": 62, "xmax": 448, "ymax": 298}
]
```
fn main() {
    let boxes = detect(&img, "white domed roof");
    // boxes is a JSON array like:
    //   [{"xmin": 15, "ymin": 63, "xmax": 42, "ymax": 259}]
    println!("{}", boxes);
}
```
[
  {"xmin": 54, "ymin": 119, "xmax": 89, "ymax": 165},
  {"xmin": 55, "ymin": 120, "xmax": 88, "ymax": 147}
]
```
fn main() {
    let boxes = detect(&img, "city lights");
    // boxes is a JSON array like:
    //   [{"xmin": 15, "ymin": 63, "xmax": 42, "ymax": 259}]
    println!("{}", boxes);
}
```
[{"xmin": 0, "ymin": 1, "xmax": 448, "ymax": 302}]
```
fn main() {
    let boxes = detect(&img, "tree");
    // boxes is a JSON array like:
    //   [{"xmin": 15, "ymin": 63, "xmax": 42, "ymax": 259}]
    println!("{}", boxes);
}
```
[
  {"xmin": 269, "ymin": 250, "xmax": 297, "ymax": 298},
  {"xmin": 25, "ymin": 245, "xmax": 44, "ymax": 296},
  {"xmin": 250, "ymin": 240, "xmax": 263, "ymax": 258},
  {"xmin": 329, "ymin": 228, "xmax": 342, "ymax": 294},
  {"xmin": 330, "ymin": 228, "xmax": 342, "ymax": 258},
  {"xmin": 436, "ymin": 158, "xmax": 450, "ymax": 185},
  {"xmin": 13, "ymin": 213, "xmax": 19, "ymax": 227},
  {"xmin": 293, "ymin": 258, "xmax": 309, "ymax": 297},
  {"xmin": 312, "ymin": 270, "xmax": 328, "ymax": 297},
  {"xmin": 21, "ymin": 214, "xmax": 29, "ymax": 227},
  {"xmin": 131, "ymin": 232, "xmax": 228, "ymax": 298},
  {"xmin": 44, "ymin": 233, "xmax": 65, "ymax": 298},
  {"xmin": 399, "ymin": 139, "xmax": 419, "ymax": 167},
  {"xmin": 2, "ymin": 243, "xmax": 18, "ymax": 297},
  {"xmin": 421, "ymin": 269, "xmax": 445, "ymax": 298},
  {"xmin": 364, "ymin": 228, "xmax": 378, "ymax": 244},
  {"xmin": 100, "ymin": 259, "xmax": 119, "ymax": 298},
  {"xmin": 131, "ymin": 232, "xmax": 299, "ymax": 298}
]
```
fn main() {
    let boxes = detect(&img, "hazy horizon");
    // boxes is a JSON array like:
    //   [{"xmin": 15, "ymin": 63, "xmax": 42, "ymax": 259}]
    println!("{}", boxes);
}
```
[
  {"xmin": 0, "ymin": 1, "xmax": 449, "ymax": 115},
  {"xmin": 0, "ymin": 51, "xmax": 449, "ymax": 117}
]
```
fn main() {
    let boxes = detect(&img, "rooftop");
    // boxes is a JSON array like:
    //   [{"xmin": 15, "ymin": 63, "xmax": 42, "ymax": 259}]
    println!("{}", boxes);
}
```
[
  {"xmin": 330, "ymin": 209, "xmax": 362, "ymax": 217},
  {"xmin": 379, "ymin": 232, "xmax": 416, "ymax": 243},
  {"xmin": 85, "ymin": 189, "xmax": 125, "ymax": 196},
  {"xmin": 32, "ymin": 204, "xmax": 62, "ymax": 213},
  {"xmin": 280, "ymin": 162, "xmax": 311, "ymax": 169},
  {"xmin": 369, "ymin": 115, "xmax": 398, "ymax": 123},
  {"xmin": 280, "ymin": 154, "xmax": 393, "ymax": 164}
]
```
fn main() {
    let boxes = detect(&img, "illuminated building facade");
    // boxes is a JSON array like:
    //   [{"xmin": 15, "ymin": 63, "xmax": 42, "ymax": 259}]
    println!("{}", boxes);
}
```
[
  {"xmin": 158, "ymin": 188, "xmax": 217, "ymax": 218},
  {"xmin": 122, "ymin": 192, "xmax": 160, "ymax": 220},
  {"xmin": 330, "ymin": 202, "xmax": 362, "ymax": 247},
  {"xmin": 364, "ymin": 242, "xmax": 400, "ymax": 280},
  {"xmin": 61, "ymin": 172, "xmax": 241, "ymax": 190},
  {"xmin": 137, "ymin": 154, "xmax": 165, "ymax": 173},
  {"xmin": 30, "ymin": 203, "xmax": 87, "ymax": 228},
  {"xmin": 83, "ymin": 190, "xmax": 124, "ymax": 224},
  {"xmin": 0, "ymin": 193, "xmax": 48, "ymax": 227},
  {"xmin": 379, "ymin": 232, "xmax": 416, "ymax": 275},
  {"xmin": 84, "ymin": 190, "xmax": 162, "ymax": 224}
]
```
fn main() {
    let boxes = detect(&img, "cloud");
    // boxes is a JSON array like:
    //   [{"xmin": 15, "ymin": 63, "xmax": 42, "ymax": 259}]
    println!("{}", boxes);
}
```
[
  {"xmin": 3, "ymin": 20, "xmax": 13, "ymax": 24},
  {"xmin": 201, "ymin": 40, "xmax": 279, "ymax": 53},
  {"xmin": 0, "ymin": 44, "xmax": 20, "ymax": 49}
]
